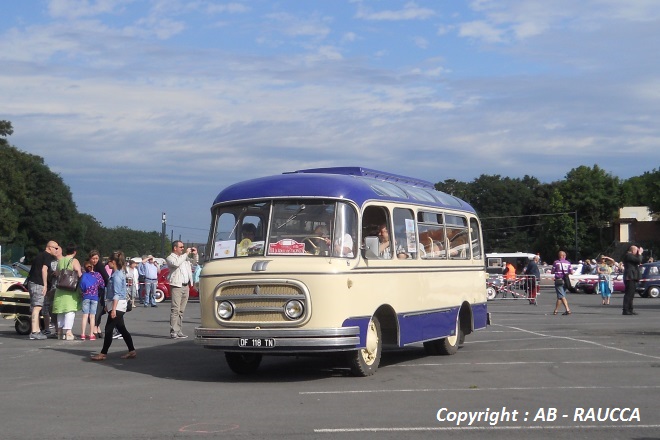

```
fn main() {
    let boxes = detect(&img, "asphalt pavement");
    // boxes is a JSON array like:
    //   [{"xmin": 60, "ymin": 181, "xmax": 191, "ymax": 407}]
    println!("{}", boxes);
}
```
[{"xmin": 1, "ymin": 289, "xmax": 659, "ymax": 440}]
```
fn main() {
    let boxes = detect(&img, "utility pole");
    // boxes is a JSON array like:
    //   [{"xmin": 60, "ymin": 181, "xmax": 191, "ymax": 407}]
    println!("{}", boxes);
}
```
[
  {"xmin": 574, "ymin": 211, "xmax": 579, "ymax": 262},
  {"xmin": 161, "ymin": 212, "xmax": 166, "ymax": 257}
]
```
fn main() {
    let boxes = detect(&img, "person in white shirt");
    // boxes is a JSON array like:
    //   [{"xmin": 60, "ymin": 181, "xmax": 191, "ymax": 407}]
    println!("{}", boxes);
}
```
[{"xmin": 166, "ymin": 241, "xmax": 198, "ymax": 339}]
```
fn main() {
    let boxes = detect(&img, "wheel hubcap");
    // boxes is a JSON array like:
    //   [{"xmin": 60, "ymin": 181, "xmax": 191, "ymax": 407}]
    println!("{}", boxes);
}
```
[{"xmin": 360, "ymin": 320, "xmax": 379, "ymax": 365}]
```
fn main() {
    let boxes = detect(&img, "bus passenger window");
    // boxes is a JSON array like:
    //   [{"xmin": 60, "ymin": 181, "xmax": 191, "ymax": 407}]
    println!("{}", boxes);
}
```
[
  {"xmin": 470, "ymin": 218, "xmax": 483, "ymax": 259},
  {"xmin": 393, "ymin": 208, "xmax": 416, "ymax": 259}
]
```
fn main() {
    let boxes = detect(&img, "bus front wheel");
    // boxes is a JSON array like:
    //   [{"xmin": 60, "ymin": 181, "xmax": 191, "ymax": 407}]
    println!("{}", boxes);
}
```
[
  {"xmin": 347, "ymin": 316, "xmax": 382, "ymax": 377},
  {"xmin": 225, "ymin": 352, "xmax": 262, "ymax": 375},
  {"xmin": 424, "ymin": 317, "xmax": 462, "ymax": 356}
]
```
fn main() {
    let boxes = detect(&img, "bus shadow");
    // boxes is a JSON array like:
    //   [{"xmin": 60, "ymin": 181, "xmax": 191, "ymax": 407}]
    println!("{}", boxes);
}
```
[{"xmin": 45, "ymin": 341, "xmax": 437, "ymax": 383}]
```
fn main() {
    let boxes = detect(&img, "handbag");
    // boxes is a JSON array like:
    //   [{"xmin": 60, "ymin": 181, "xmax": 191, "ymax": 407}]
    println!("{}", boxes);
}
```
[
  {"xmin": 126, "ymin": 299, "xmax": 133, "ymax": 312},
  {"xmin": 563, "ymin": 274, "xmax": 572, "ymax": 290},
  {"xmin": 56, "ymin": 258, "xmax": 80, "ymax": 291}
]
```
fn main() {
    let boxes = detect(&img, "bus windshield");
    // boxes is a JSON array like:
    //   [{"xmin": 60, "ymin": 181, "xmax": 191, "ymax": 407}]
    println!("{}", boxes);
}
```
[{"xmin": 210, "ymin": 199, "xmax": 357, "ymax": 259}]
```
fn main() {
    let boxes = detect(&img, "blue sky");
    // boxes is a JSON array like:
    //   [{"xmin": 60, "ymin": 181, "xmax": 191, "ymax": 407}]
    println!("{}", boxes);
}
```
[{"xmin": 2, "ymin": 0, "xmax": 659, "ymax": 244}]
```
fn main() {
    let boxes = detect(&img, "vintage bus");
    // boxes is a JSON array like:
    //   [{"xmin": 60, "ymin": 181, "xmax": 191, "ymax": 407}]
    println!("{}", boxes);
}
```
[{"xmin": 195, "ymin": 167, "xmax": 489, "ymax": 376}]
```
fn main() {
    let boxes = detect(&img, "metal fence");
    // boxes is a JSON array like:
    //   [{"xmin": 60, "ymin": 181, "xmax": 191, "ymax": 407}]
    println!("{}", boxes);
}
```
[{"xmin": 486, "ymin": 275, "xmax": 539, "ymax": 305}]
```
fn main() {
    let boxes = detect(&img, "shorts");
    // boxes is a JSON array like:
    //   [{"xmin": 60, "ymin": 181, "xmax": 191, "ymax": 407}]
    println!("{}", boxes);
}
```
[
  {"xmin": 28, "ymin": 282, "xmax": 46, "ymax": 310},
  {"xmin": 555, "ymin": 285, "xmax": 566, "ymax": 299},
  {"xmin": 82, "ymin": 299, "xmax": 98, "ymax": 315}
]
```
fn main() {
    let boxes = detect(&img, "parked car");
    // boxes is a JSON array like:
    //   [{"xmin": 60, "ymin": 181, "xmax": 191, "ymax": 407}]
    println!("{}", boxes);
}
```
[
  {"xmin": 1, "ymin": 265, "xmax": 26, "ymax": 294},
  {"xmin": 154, "ymin": 267, "xmax": 199, "ymax": 303},
  {"xmin": 637, "ymin": 262, "xmax": 660, "ymax": 298},
  {"xmin": 574, "ymin": 273, "xmax": 625, "ymax": 294},
  {"xmin": 1, "ymin": 264, "xmax": 22, "ymax": 278}
]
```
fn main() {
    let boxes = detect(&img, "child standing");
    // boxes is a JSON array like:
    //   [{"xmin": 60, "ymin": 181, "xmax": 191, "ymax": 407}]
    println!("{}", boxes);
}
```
[{"xmin": 79, "ymin": 261, "xmax": 105, "ymax": 340}]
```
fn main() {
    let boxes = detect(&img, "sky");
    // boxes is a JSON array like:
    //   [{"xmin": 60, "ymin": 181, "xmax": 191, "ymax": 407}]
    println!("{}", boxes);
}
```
[{"xmin": 2, "ymin": 0, "xmax": 659, "ymax": 244}]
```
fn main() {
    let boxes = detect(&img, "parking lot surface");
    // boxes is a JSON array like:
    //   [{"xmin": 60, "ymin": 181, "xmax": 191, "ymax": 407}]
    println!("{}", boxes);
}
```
[{"xmin": 1, "ymin": 289, "xmax": 658, "ymax": 440}]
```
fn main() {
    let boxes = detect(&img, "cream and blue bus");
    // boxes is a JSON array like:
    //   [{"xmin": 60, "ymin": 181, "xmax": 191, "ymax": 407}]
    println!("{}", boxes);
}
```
[{"xmin": 195, "ymin": 167, "xmax": 489, "ymax": 376}]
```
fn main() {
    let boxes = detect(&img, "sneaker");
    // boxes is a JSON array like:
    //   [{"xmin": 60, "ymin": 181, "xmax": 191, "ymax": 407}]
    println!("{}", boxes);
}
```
[
  {"xmin": 42, "ymin": 329, "xmax": 51, "ymax": 335},
  {"xmin": 89, "ymin": 334, "xmax": 97, "ymax": 341},
  {"xmin": 151, "ymin": 304, "xmax": 158, "ymax": 308},
  {"xmin": 170, "ymin": 333, "xmax": 179, "ymax": 339},
  {"xmin": 176, "ymin": 332, "xmax": 188, "ymax": 339},
  {"xmin": 112, "ymin": 332, "xmax": 123, "ymax": 339},
  {"xmin": 30, "ymin": 332, "xmax": 47, "ymax": 340},
  {"xmin": 80, "ymin": 334, "xmax": 87, "ymax": 340}
]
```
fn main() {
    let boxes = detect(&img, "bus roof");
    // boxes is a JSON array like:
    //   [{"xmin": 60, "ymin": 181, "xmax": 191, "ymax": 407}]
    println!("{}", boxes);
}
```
[{"xmin": 212, "ymin": 167, "xmax": 475, "ymax": 213}]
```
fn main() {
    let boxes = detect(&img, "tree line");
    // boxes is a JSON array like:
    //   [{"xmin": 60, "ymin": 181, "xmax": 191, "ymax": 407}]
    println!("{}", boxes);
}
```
[
  {"xmin": 0, "ymin": 121, "xmax": 169, "ymax": 262},
  {"xmin": 435, "ymin": 166, "xmax": 659, "ymax": 262}
]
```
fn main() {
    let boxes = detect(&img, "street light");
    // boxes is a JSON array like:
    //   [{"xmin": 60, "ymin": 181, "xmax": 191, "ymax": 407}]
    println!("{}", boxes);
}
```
[{"xmin": 161, "ymin": 212, "xmax": 166, "ymax": 257}]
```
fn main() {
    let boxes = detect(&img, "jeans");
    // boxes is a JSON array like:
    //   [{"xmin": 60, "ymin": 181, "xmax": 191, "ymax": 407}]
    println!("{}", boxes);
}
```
[{"xmin": 143, "ymin": 280, "xmax": 157, "ymax": 306}]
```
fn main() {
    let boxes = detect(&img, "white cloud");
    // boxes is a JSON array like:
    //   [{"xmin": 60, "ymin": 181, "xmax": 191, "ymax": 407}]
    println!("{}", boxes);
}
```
[
  {"xmin": 458, "ymin": 20, "xmax": 504, "ymax": 43},
  {"xmin": 356, "ymin": 1, "xmax": 436, "ymax": 21},
  {"xmin": 412, "ymin": 36, "xmax": 428, "ymax": 49},
  {"xmin": 47, "ymin": 0, "xmax": 130, "ymax": 19}
]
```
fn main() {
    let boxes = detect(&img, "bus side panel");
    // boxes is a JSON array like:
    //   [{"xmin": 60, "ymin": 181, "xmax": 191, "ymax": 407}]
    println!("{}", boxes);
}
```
[
  {"xmin": 398, "ymin": 307, "xmax": 458, "ymax": 346},
  {"xmin": 471, "ymin": 302, "xmax": 489, "ymax": 330}
]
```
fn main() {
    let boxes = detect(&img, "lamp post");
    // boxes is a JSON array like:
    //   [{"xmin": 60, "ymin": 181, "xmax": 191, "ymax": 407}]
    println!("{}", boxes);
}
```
[{"xmin": 161, "ymin": 212, "xmax": 166, "ymax": 257}]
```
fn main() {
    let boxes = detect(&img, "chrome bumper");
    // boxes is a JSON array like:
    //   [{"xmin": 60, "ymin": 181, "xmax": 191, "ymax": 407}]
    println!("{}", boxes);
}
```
[{"xmin": 194, "ymin": 326, "xmax": 361, "ymax": 353}]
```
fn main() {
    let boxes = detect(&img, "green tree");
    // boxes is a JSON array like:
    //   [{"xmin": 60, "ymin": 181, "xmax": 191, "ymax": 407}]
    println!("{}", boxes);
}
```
[
  {"xmin": 621, "ymin": 169, "xmax": 660, "ymax": 214},
  {"xmin": 559, "ymin": 165, "xmax": 621, "ymax": 258}
]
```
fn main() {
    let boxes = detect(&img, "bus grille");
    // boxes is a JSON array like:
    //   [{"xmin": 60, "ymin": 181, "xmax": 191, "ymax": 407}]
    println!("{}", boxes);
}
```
[{"xmin": 215, "ymin": 281, "xmax": 308, "ymax": 326}]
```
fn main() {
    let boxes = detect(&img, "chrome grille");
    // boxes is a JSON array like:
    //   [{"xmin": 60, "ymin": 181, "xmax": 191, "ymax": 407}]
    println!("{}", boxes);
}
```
[{"xmin": 214, "ymin": 280, "xmax": 309, "ymax": 326}]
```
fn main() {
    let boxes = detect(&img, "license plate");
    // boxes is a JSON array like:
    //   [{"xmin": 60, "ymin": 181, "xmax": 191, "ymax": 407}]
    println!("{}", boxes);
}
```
[{"xmin": 238, "ymin": 338, "xmax": 275, "ymax": 348}]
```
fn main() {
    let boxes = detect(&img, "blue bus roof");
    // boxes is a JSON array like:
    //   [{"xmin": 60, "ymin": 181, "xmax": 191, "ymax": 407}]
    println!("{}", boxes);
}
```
[{"xmin": 212, "ymin": 167, "xmax": 475, "ymax": 213}]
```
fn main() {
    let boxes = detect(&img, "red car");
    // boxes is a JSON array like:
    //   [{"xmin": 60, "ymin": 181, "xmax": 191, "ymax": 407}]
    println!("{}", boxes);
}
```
[
  {"xmin": 574, "ymin": 273, "xmax": 625, "ymax": 294},
  {"xmin": 154, "ymin": 267, "xmax": 199, "ymax": 303}
]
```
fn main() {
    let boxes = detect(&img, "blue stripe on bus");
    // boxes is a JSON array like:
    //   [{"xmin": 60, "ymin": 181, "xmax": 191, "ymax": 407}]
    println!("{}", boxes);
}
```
[
  {"xmin": 398, "ymin": 308, "xmax": 458, "ymax": 345},
  {"xmin": 343, "ymin": 302, "xmax": 488, "ymax": 348}
]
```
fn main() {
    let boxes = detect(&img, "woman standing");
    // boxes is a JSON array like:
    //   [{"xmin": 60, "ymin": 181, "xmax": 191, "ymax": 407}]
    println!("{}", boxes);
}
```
[
  {"xmin": 597, "ymin": 257, "xmax": 613, "ymax": 305},
  {"xmin": 91, "ymin": 251, "xmax": 136, "ymax": 361},
  {"xmin": 52, "ymin": 243, "xmax": 83, "ymax": 340}
]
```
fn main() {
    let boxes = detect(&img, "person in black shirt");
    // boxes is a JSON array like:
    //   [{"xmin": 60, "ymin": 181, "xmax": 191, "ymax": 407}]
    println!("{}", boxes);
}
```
[{"xmin": 26, "ymin": 241, "xmax": 59, "ymax": 340}]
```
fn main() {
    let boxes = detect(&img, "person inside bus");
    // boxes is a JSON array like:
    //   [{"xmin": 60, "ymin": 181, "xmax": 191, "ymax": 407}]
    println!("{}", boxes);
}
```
[
  {"xmin": 306, "ymin": 225, "xmax": 330, "ymax": 255},
  {"xmin": 377, "ymin": 224, "xmax": 392, "ymax": 259},
  {"xmin": 237, "ymin": 223, "xmax": 257, "ymax": 256}
]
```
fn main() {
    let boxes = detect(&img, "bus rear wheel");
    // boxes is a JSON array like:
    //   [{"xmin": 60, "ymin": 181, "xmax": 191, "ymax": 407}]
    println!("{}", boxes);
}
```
[
  {"xmin": 424, "ymin": 316, "xmax": 462, "ymax": 356},
  {"xmin": 347, "ymin": 316, "xmax": 382, "ymax": 377},
  {"xmin": 225, "ymin": 352, "xmax": 262, "ymax": 375}
]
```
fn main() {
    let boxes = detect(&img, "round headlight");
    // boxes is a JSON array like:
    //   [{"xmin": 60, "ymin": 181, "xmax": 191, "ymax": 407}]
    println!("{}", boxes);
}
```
[
  {"xmin": 217, "ymin": 301, "xmax": 234, "ymax": 319},
  {"xmin": 284, "ymin": 300, "xmax": 304, "ymax": 319}
]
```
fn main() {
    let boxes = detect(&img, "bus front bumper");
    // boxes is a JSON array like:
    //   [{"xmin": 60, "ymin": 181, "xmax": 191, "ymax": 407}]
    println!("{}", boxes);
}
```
[{"xmin": 194, "ymin": 326, "xmax": 361, "ymax": 353}]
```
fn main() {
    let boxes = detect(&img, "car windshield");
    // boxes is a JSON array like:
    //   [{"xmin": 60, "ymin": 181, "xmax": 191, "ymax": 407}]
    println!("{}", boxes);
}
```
[{"xmin": 210, "ymin": 199, "xmax": 357, "ymax": 259}]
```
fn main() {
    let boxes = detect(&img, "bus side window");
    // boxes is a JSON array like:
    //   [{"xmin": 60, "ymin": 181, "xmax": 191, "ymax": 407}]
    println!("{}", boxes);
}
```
[
  {"xmin": 393, "ymin": 207, "xmax": 416, "ymax": 259},
  {"xmin": 362, "ymin": 205, "xmax": 392, "ymax": 260},
  {"xmin": 470, "ymin": 218, "xmax": 482, "ymax": 259}
]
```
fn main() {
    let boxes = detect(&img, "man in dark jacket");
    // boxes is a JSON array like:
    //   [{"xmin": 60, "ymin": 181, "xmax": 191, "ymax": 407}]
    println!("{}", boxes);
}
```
[{"xmin": 622, "ymin": 245, "xmax": 644, "ymax": 315}]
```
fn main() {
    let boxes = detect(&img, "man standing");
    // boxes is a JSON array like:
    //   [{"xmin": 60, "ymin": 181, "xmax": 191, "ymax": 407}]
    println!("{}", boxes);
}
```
[
  {"xmin": 622, "ymin": 245, "xmax": 644, "ymax": 316},
  {"xmin": 166, "ymin": 241, "xmax": 198, "ymax": 339},
  {"xmin": 523, "ymin": 255, "xmax": 541, "ymax": 305},
  {"xmin": 25, "ymin": 241, "xmax": 59, "ymax": 340},
  {"xmin": 142, "ymin": 255, "xmax": 160, "ymax": 307}
]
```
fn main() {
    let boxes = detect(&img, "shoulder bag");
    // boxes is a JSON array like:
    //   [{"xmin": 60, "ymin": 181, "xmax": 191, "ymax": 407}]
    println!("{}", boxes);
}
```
[{"xmin": 56, "ymin": 258, "xmax": 80, "ymax": 291}]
